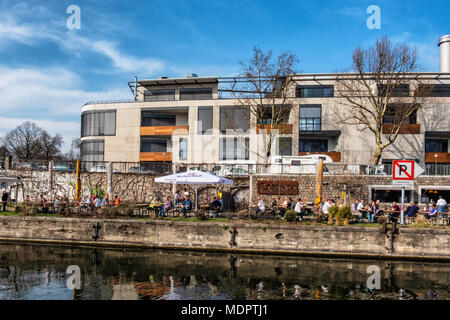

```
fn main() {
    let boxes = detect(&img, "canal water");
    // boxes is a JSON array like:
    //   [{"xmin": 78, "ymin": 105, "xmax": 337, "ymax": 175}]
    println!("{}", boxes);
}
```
[{"xmin": 0, "ymin": 242, "xmax": 449, "ymax": 300}]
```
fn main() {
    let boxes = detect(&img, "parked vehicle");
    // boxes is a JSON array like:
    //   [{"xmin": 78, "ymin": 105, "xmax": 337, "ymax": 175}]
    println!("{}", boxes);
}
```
[
  {"xmin": 270, "ymin": 155, "xmax": 333, "ymax": 174},
  {"xmin": 128, "ymin": 167, "xmax": 157, "ymax": 174},
  {"xmin": 90, "ymin": 165, "xmax": 120, "ymax": 173},
  {"xmin": 53, "ymin": 164, "xmax": 75, "ymax": 172}
]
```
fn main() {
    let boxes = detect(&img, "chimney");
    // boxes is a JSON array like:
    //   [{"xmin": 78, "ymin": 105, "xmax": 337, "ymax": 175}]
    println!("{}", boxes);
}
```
[{"xmin": 438, "ymin": 35, "xmax": 450, "ymax": 73}]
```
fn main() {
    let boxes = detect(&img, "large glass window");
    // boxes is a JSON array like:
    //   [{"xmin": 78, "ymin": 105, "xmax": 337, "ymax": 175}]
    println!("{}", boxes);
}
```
[
  {"xmin": 296, "ymin": 85, "xmax": 333, "ymax": 98},
  {"xmin": 378, "ymin": 84, "xmax": 410, "ymax": 97},
  {"xmin": 141, "ymin": 138, "xmax": 167, "ymax": 152},
  {"xmin": 141, "ymin": 113, "xmax": 176, "ymax": 126},
  {"xmin": 219, "ymin": 138, "xmax": 249, "ymax": 160},
  {"xmin": 426, "ymin": 139, "xmax": 449, "ymax": 153},
  {"xmin": 299, "ymin": 139, "xmax": 328, "ymax": 152},
  {"xmin": 299, "ymin": 105, "xmax": 321, "ymax": 131},
  {"xmin": 372, "ymin": 188, "xmax": 413, "ymax": 203},
  {"xmin": 81, "ymin": 111, "xmax": 116, "ymax": 137},
  {"xmin": 418, "ymin": 84, "xmax": 450, "ymax": 97},
  {"xmin": 220, "ymin": 106, "xmax": 250, "ymax": 133},
  {"xmin": 144, "ymin": 89, "xmax": 175, "ymax": 101},
  {"xmin": 180, "ymin": 88, "xmax": 212, "ymax": 100},
  {"xmin": 198, "ymin": 106, "xmax": 213, "ymax": 134},
  {"xmin": 179, "ymin": 138, "xmax": 188, "ymax": 160},
  {"xmin": 383, "ymin": 104, "xmax": 417, "ymax": 124},
  {"xmin": 278, "ymin": 137, "xmax": 292, "ymax": 156},
  {"xmin": 80, "ymin": 140, "xmax": 104, "ymax": 162}
]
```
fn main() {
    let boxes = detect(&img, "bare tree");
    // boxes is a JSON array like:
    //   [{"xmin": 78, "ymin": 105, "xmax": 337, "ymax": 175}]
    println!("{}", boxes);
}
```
[
  {"xmin": 1, "ymin": 122, "xmax": 44, "ymax": 160},
  {"xmin": 40, "ymin": 131, "xmax": 63, "ymax": 161},
  {"xmin": 65, "ymin": 138, "xmax": 81, "ymax": 161},
  {"xmin": 228, "ymin": 47, "xmax": 298, "ymax": 164},
  {"xmin": 335, "ymin": 37, "xmax": 429, "ymax": 164}
]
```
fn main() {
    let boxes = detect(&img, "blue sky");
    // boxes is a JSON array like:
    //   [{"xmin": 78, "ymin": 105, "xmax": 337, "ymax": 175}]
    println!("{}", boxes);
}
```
[{"xmin": 0, "ymin": 0, "xmax": 449, "ymax": 152}]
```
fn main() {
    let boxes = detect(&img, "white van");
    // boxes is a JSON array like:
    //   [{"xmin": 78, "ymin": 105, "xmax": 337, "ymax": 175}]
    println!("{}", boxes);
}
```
[{"xmin": 270, "ymin": 155, "xmax": 333, "ymax": 174}]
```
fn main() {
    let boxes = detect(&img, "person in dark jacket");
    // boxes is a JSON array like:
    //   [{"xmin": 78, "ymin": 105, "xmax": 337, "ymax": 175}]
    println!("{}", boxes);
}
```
[{"xmin": 2, "ymin": 191, "xmax": 9, "ymax": 212}]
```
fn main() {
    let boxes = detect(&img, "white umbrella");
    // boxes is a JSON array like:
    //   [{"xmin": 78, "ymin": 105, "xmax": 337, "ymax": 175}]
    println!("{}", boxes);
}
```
[{"xmin": 154, "ymin": 170, "xmax": 233, "ymax": 210}]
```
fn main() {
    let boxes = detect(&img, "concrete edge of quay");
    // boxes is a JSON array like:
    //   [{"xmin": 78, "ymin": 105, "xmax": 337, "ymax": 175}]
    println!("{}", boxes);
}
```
[{"xmin": 1, "ymin": 215, "xmax": 449, "ymax": 262}]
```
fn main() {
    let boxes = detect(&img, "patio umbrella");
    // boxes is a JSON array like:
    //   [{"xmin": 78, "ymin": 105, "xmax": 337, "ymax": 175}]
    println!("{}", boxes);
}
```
[{"xmin": 154, "ymin": 170, "xmax": 233, "ymax": 210}]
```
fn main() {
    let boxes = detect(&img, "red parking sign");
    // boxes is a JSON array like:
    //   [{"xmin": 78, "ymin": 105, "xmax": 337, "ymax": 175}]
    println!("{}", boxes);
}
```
[{"xmin": 392, "ymin": 160, "xmax": 415, "ymax": 180}]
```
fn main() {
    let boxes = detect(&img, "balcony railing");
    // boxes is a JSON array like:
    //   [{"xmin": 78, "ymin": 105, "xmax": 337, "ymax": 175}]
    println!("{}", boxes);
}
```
[
  {"xmin": 6, "ymin": 160, "xmax": 450, "ymax": 176},
  {"xmin": 140, "ymin": 126, "xmax": 189, "ymax": 136},
  {"xmin": 425, "ymin": 152, "xmax": 450, "ymax": 163},
  {"xmin": 256, "ymin": 124, "xmax": 293, "ymax": 134},
  {"xmin": 382, "ymin": 123, "xmax": 420, "ymax": 134},
  {"xmin": 140, "ymin": 152, "xmax": 172, "ymax": 162},
  {"xmin": 298, "ymin": 151, "xmax": 341, "ymax": 162}
]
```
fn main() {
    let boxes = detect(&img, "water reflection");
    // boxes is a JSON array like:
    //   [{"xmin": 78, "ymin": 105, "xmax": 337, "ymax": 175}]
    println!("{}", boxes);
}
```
[{"xmin": 0, "ymin": 242, "xmax": 449, "ymax": 300}]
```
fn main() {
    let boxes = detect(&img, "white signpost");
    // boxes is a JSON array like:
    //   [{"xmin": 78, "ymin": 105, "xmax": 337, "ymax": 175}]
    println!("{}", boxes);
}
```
[{"xmin": 392, "ymin": 160, "xmax": 425, "ymax": 225}]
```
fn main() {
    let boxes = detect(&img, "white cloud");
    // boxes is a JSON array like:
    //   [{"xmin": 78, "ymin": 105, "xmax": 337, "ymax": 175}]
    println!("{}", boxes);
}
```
[{"xmin": 0, "ymin": 65, "xmax": 131, "ymax": 152}]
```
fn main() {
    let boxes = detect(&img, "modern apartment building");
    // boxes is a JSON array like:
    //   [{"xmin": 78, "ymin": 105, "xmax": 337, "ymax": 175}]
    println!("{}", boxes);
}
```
[{"xmin": 80, "ymin": 37, "xmax": 450, "ymax": 171}]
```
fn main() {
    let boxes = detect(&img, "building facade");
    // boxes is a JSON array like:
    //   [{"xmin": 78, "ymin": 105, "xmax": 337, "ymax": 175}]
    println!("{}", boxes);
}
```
[{"xmin": 80, "ymin": 73, "xmax": 450, "ymax": 170}]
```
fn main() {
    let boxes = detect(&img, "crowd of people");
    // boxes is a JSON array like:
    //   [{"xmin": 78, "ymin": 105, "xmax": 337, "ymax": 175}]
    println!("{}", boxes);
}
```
[
  {"xmin": 1, "ymin": 188, "xmax": 448, "ymax": 224},
  {"xmin": 250, "ymin": 195, "xmax": 448, "ymax": 223},
  {"xmin": 251, "ymin": 196, "xmax": 306, "ymax": 220},
  {"xmin": 148, "ymin": 188, "xmax": 223, "ymax": 218}
]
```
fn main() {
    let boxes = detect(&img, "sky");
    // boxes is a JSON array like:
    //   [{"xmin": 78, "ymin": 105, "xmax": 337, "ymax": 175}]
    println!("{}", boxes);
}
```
[{"xmin": 0, "ymin": 0, "xmax": 449, "ymax": 153}]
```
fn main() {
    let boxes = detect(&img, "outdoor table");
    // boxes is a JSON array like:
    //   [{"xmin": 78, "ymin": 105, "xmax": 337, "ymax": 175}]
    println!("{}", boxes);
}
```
[{"xmin": 200, "ymin": 204, "xmax": 210, "ymax": 215}]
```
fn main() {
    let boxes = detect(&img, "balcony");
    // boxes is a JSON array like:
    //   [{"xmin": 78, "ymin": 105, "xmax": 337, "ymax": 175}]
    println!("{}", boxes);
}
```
[
  {"xmin": 382, "ymin": 124, "xmax": 420, "ymax": 134},
  {"xmin": 425, "ymin": 152, "xmax": 450, "ymax": 163},
  {"xmin": 140, "ymin": 125, "xmax": 188, "ymax": 136},
  {"xmin": 298, "ymin": 151, "xmax": 341, "ymax": 162},
  {"xmin": 256, "ymin": 124, "xmax": 293, "ymax": 134},
  {"xmin": 140, "ymin": 152, "xmax": 172, "ymax": 162}
]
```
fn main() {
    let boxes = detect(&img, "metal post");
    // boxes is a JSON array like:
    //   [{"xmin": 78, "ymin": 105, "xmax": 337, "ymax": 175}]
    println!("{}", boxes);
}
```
[
  {"xmin": 75, "ymin": 160, "xmax": 81, "ymax": 201},
  {"xmin": 400, "ymin": 186, "xmax": 405, "ymax": 225}
]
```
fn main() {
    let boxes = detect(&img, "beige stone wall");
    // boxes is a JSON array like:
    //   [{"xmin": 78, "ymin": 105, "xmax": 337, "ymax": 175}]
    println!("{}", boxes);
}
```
[{"xmin": 1, "ymin": 216, "xmax": 449, "ymax": 259}]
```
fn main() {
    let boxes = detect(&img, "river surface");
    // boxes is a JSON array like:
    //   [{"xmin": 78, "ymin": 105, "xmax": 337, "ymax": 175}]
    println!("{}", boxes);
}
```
[{"xmin": 0, "ymin": 242, "xmax": 449, "ymax": 300}]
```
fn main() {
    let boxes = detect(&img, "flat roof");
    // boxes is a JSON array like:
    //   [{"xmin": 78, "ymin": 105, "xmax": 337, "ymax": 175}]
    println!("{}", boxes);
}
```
[{"xmin": 138, "ymin": 77, "xmax": 219, "ymax": 86}]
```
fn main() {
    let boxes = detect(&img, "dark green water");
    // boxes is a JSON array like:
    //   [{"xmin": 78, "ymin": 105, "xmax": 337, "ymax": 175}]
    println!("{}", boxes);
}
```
[{"xmin": 0, "ymin": 242, "xmax": 449, "ymax": 300}]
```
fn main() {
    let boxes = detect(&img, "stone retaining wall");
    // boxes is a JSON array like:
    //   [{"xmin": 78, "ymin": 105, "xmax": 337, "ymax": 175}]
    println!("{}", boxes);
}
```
[{"xmin": 1, "ymin": 216, "xmax": 449, "ymax": 260}]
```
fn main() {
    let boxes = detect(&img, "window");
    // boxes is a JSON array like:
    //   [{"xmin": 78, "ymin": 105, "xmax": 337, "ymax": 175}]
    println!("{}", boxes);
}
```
[
  {"xmin": 296, "ymin": 85, "xmax": 333, "ymax": 98},
  {"xmin": 371, "ymin": 188, "xmax": 413, "ymax": 203},
  {"xmin": 198, "ymin": 106, "xmax": 213, "ymax": 134},
  {"xmin": 426, "ymin": 139, "xmax": 449, "ymax": 153},
  {"xmin": 299, "ymin": 105, "xmax": 321, "ymax": 131},
  {"xmin": 141, "ymin": 138, "xmax": 167, "ymax": 152},
  {"xmin": 383, "ymin": 104, "xmax": 417, "ymax": 124},
  {"xmin": 141, "ymin": 113, "xmax": 176, "ymax": 126},
  {"xmin": 220, "ymin": 106, "xmax": 250, "ymax": 133},
  {"xmin": 180, "ymin": 88, "xmax": 212, "ymax": 100},
  {"xmin": 378, "ymin": 84, "xmax": 410, "ymax": 97},
  {"xmin": 278, "ymin": 137, "xmax": 292, "ymax": 156},
  {"xmin": 219, "ymin": 138, "xmax": 249, "ymax": 160},
  {"xmin": 144, "ymin": 89, "xmax": 175, "ymax": 101},
  {"xmin": 81, "ymin": 111, "xmax": 116, "ymax": 137},
  {"xmin": 80, "ymin": 140, "xmax": 104, "ymax": 162},
  {"xmin": 299, "ymin": 139, "xmax": 328, "ymax": 152},
  {"xmin": 417, "ymin": 84, "xmax": 450, "ymax": 97},
  {"xmin": 179, "ymin": 138, "xmax": 188, "ymax": 160},
  {"xmin": 420, "ymin": 188, "xmax": 450, "ymax": 203}
]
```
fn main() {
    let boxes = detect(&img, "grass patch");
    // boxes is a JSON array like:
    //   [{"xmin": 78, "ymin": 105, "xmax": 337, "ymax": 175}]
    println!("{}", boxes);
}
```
[{"xmin": 0, "ymin": 211, "xmax": 21, "ymax": 216}]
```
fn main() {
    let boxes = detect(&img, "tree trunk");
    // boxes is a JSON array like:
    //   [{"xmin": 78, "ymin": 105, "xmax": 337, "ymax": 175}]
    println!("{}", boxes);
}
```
[{"xmin": 370, "ymin": 142, "xmax": 383, "ymax": 165}]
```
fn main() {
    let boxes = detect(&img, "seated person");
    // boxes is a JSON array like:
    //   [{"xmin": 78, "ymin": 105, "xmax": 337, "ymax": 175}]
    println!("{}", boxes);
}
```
[
  {"xmin": 149, "ymin": 197, "xmax": 160, "ymax": 215},
  {"xmin": 255, "ymin": 197, "xmax": 266, "ymax": 216},
  {"xmin": 210, "ymin": 197, "xmax": 222, "ymax": 211},
  {"xmin": 161, "ymin": 197, "xmax": 172, "ymax": 217},
  {"xmin": 391, "ymin": 202, "xmax": 400, "ymax": 212},
  {"xmin": 180, "ymin": 196, "xmax": 192, "ymax": 217},
  {"xmin": 426, "ymin": 204, "xmax": 438, "ymax": 219},
  {"xmin": 405, "ymin": 201, "xmax": 420, "ymax": 218}
]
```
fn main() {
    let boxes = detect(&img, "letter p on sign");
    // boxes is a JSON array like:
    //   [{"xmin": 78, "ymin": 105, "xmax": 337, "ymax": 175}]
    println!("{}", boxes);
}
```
[{"xmin": 392, "ymin": 160, "xmax": 414, "ymax": 180}]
